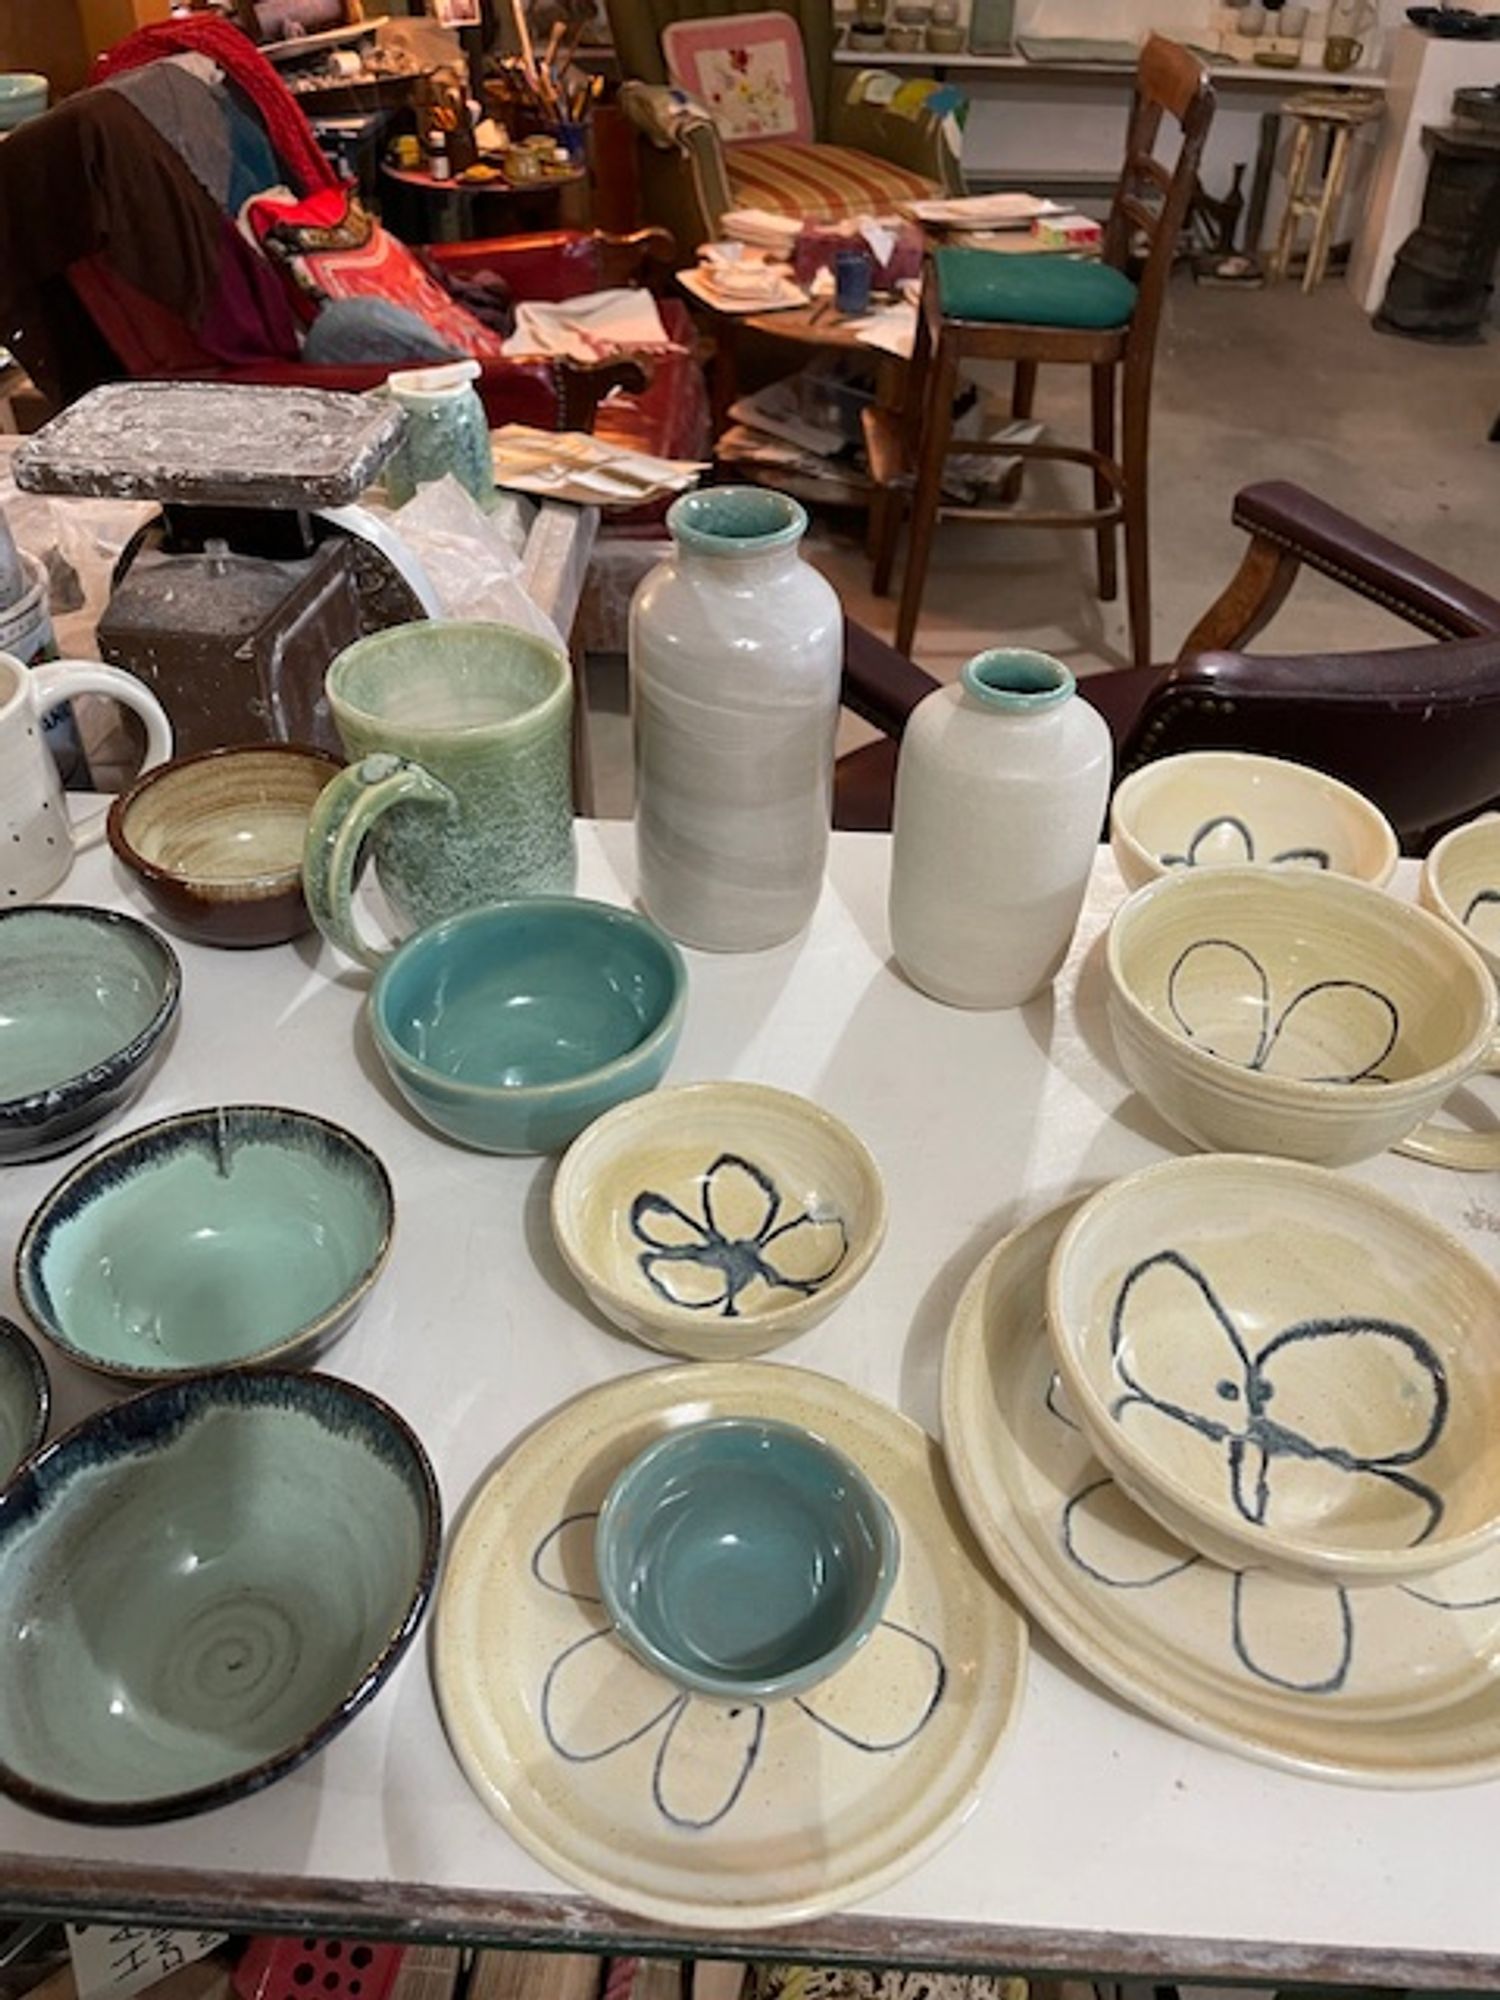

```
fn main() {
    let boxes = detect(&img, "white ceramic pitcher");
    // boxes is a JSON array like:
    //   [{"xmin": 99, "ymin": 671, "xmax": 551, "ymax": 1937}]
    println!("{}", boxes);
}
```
[{"xmin": 0, "ymin": 652, "xmax": 173, "ymax": 905}]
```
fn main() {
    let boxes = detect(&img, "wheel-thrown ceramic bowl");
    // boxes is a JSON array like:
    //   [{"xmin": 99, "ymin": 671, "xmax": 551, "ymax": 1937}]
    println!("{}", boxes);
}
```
[
  {"xmin": 1105, "ymin": 867, "xmax": 1500, "ymax": 1169},
  {"xmin": 16, "ymin": 1106, "xmax": 393, "ymax": 1380},
  {"xmin": 551, "ymin": 1081, "xmax": 886, "ymax": 1357},
  {"xmin": 0, "ymin": 1369, "xmax": 439, "ymax": 1823},
  {"xmin": 0, "ymin": 906, "xmax": 180, "ymax": 1165},
  {"xmin": 596, "ymin": 1415, "xmax": 899, "ymax": 1699},
  {"xmin": 108, "ymin": 743, "xmax": 342, "ymax": 947},
  {"xmin": 1110, "ymin": 751, "xmax": 1399, "ymax": 892},
  {"xmin": 1046, "ymin": 1154, "xmax": 1500, "ymax": 1585},
  {"xmin": 1421, "ymin": 814, "xmax": 1500, "ymax": 984},
  {"xmin": 0, "ymin": 1318, "xmax": 48, "ymax": 1484},
  {"xmin": 369, "ymin": 898, "xmax": 686, "ymax": 1155}
]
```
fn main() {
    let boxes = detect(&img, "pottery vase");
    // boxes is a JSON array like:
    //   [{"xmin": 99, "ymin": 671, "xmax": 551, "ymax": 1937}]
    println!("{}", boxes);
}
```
[
  {"xmin": 630, "ymin": 487, "xmax": 843, "ymax": 952},
  {"xmin": 889, "ymin": 648, "xmax": 1112, "ymax": 1007},
  {"xmin": 384, "ymin": 360, "xmax": 494, "ymax": 509}
]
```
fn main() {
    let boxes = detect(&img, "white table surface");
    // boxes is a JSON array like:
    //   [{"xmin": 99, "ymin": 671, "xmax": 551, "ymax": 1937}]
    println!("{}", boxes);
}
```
[{"xmin": 3, "ymin": 826, "xmax": 1499, "ymax": 1984}]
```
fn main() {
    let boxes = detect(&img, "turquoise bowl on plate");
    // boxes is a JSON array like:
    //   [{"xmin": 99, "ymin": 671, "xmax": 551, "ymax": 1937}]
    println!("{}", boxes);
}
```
[
  {"xmin": 0, "ymin": 1318, "xmax": 48, "ymax": 1484},
  {"xmin": 16, "ymin": 1105, "xmax": 394, "ymax": 1381},
  {"xmin": 369, "ymin": 897, "xmax": 687, "ymax": 1154},
  {"xmin": 0, "ymin": 1368, "xmax": 439, "ymax": 1824},
  {"xmin": 596, "ymin": 1416, "xmax": 899, "ymax": 1701},
  {"xmin": 0, "ymin": 906, "xmax": 180, "ymax": 1165}
]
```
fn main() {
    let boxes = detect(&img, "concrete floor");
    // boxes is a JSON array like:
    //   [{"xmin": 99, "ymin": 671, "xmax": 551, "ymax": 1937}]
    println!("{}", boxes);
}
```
[{"xmin": 587, "ymin": 279, "xmax": 1498, "ymax": 813}]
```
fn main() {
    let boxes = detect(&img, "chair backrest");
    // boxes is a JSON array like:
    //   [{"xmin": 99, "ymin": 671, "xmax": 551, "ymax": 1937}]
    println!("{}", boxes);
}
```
[
  {"xmin": 1119, "ymin": 638, "xmax": 1500, "ymax": 853},
  {"xmin": 603, "ymin": 0, "xmax": 836, "ymax": 136},
  {"xmin": 1103, "ymin": 36, "xmax": 1215, "ymax": 367}
]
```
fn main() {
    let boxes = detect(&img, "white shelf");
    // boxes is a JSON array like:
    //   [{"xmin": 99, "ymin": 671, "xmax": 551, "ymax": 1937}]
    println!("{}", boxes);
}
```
[{"xmin": 834, "ymin": 45, "xmax": 1391, "ymax": 86}]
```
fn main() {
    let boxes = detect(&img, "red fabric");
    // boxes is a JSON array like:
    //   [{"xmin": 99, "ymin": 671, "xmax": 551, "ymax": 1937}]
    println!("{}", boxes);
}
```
[
  {"xmin": 92, "ymin": 16, "xmax": 337, "ymax": 195},
  {"xmin": 428, "ymin": 232, "xmax": 604, "ymax": 302},
  {"xmin": 295, "ymin": 223, "xmax": 511, "ymax": 360}
]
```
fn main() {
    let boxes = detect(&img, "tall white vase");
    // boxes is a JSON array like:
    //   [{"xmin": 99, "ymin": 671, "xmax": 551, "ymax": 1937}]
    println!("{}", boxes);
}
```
[
  {"xmin": 631, "ymin": 487, "xmax": 843, "ymax": 951},
  {"xmin": 889, "ymin": 649, "xmax": 1113, "ymax": 1007}
]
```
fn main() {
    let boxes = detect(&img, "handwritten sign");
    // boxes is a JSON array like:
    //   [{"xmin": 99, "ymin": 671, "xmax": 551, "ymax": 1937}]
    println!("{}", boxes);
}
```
[{"xmin": 66, "ymin": 1927, "xmax": 227, "ymax": 2000}]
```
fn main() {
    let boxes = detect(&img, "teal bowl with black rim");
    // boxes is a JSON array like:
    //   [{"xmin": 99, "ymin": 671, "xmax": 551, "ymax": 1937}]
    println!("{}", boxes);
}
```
[
  {"xmin": 16, "ymin": 1105, "xmax": 394, "ymax": 1381},
  {"xmin": 0, "ymin": 1369, "xmax": 439, "ymax": 1823}
]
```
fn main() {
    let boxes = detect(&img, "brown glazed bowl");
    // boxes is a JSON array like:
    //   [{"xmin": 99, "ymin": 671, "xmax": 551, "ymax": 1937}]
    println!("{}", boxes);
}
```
[{"xmin": 108, "ymin": 745, "xmax": 342, "ymax": 947}]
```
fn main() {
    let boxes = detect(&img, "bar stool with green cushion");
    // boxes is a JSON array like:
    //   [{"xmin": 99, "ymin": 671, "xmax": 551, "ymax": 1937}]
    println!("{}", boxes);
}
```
[{"xmin": 866, "ymin": 35, "xmax": 1216, "ymax": 670}]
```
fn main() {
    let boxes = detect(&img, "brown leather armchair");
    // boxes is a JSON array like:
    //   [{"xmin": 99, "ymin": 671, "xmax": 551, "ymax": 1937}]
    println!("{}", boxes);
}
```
[
  {"xmin": 606, "ymin": 0, "xmax": 962, "ymax": 256},
  {"xmin": 836, "ymin": 480, "xmax": 1500, "ymax": 854}
]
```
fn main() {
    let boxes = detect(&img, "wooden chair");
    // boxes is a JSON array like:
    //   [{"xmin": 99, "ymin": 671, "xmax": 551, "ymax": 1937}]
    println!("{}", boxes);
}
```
[
  {"xmin": 866, "ymin": 36, "xmax": 1216, "ymax": 671},
  {"xmin": 836, "ymin": 479, "xmax": 1500, "ymax": 855}
]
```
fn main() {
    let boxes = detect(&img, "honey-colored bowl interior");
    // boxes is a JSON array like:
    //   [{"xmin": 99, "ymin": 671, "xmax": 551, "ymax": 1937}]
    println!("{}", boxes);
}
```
[{"xmin": 119, "ymin": 751, "xmax": 336, "ymax": 889}]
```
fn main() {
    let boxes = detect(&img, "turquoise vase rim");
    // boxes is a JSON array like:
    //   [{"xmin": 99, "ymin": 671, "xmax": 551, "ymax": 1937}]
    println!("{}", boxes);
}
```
[
  {"xmin": 594, "ymin": 1413, "xmax": 900, "ymax": 1700},
  {"xmin": 667, "ymin": 486, "xmax": 809, "ymax": 558},
  {"xmin": 369, "ymin": 897, "xmax": 688, "ymax": 1104},
  {"xmin": 327, "ymin": 622, "xmax": 571, "ymax": 738},
  {"xmin": 961, "ymin": 648, "xmax": 1075, "ymax": 711},
  {"xmin": 15, "ymin": 1105, "xmax": 395, "ymax": 1382}
]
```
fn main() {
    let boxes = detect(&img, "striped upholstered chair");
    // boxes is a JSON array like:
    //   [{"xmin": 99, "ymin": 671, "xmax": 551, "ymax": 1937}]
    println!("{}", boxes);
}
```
[{"xmin": 607, "ymin": 0, "xmax": 963, "ymax": 257}]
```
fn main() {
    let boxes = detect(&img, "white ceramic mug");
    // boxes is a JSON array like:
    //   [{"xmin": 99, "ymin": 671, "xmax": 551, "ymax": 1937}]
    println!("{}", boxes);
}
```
[{"xmin": 0, "ymin": 651, "xmax": 173, "ymax": 904}]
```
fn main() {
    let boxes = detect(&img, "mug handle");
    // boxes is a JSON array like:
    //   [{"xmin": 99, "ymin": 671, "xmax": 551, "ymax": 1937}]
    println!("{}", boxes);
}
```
[
  {"xmin": 29, "ymin": 660, "xmax": 173, "ymax": 851},
  {"xmin": 1394, "ymin": 1034, "xmax": 1500, "ymax": 1172},
  {"xmin": 303, "ymin": 752, "xmax": 456, "ymax": 970}
]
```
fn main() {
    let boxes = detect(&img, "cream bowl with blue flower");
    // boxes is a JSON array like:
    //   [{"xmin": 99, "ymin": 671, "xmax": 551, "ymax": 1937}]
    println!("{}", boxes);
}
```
[
  {"xmin": 550, "ymin": 1081, "xmax": 886, "ymax": 1358},
  {"xmin": 1421, "ymin": 813, "xmax": 1500, "ymax": 986},
  {"xmin": 1046, "ymin": 1154, "xmax": 1500, "ymax": 1587},
  {"xmin": 1110, "ymin": 751, "xmax": 1399, "ymax": 893}
]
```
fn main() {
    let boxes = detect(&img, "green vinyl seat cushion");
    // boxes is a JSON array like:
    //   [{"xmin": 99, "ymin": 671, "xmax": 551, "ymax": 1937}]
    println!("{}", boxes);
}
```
[{"xmin": 934, "ymin": 247, "xmax": 1138, "ymax": 330}]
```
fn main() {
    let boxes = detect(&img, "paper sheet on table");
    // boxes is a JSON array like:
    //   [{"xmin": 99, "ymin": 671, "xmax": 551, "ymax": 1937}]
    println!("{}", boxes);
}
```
[
  {"xmin": 504, "ymin": 289, "xmax": 673, "ymax": 362},
  {"xmin": 719, "ymin": 207, "xmax": 803, "ymax": 253},
  {"xmin": 907, "ymin": 192, "xmax": 1066, "ymax": 227},
  {"xmin": 850, "ymin": 301, "xmax": 918, "ymax": 359},
  {"xmin": 491, "ymin": 425, "xmax": 706, "ymax": 507}
]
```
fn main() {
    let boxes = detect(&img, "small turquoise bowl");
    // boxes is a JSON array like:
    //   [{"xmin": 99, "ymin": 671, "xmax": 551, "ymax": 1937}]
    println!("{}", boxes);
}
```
[
  {"xmin": 369, "ymin": 897, "xmax": 687, "ymax": 1155},
  {"xmin": 596, "ymin": 1416, "xmax": 899, "ymax": 1701},
  {"xmin": 0, "ymin": 1369, "xmax": 439, "ymax": 1824},
  {"xmin": 16, "ymin": 1106, "xmax": 394, "ymax": 1381},
  {"xmin": 0, "ymin": 906, "xmax": 181, "ymax": 1165},
  {"xmin": 0, "ymin": 1319, "xmax": 48, "ymax": 1484}
]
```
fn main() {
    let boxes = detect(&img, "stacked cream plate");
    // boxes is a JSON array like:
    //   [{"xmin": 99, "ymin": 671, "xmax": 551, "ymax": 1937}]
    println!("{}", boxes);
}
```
[{"xmin": 943, "ymin": 752, "xmax": 1500, "ymax": 1786}]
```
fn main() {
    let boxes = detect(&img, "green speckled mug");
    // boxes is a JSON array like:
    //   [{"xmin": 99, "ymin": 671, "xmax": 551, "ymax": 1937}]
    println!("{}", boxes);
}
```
[{"xmin": 304, "ymin": 621, "xmax": 576, "ymax": 967}]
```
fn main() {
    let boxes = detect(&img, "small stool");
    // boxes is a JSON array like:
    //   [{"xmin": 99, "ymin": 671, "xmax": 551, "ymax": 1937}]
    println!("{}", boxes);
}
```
[{"xmin": 1270, "ymin": 90, "xmax": 1383, "ymax": 291}]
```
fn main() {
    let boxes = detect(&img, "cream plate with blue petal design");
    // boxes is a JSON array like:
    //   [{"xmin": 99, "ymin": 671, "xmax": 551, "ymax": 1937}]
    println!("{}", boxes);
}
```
[
  {"xmin": 942, "ymin": 1203, "xmax": 1500, "ymax": 1786},
  {"xmin": 433, "ymin": 1360, "xmax": 1025, "ymax": 1928}
]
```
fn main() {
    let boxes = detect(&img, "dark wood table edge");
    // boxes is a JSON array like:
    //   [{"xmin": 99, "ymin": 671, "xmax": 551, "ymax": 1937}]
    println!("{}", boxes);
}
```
[{"xmin": 0, "ymin": 1856, "xmax": 1495, "ymax": 1987}]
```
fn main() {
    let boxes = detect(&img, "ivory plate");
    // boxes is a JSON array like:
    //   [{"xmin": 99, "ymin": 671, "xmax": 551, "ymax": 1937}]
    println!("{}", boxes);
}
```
[
  {"xmin": 434, "ymin": 1359, "xmax": 1026, "ymax": 1928},
  {"xmin": 941, "ymin": 1205, "xmax": 1500, "ymax": 1787}
]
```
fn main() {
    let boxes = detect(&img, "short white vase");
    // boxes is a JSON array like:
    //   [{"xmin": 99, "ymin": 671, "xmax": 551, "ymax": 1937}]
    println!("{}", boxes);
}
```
[{"xmin": 889, "ymin": 648, "xmax": 1113, "ymax": 1007}]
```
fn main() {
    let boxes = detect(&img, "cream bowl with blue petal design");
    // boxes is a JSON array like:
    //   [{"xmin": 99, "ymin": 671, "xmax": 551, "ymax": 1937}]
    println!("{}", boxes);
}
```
[
  {"xmin": 1110, "ymin": 751, "xmax": 1399, "ymax": 893},
  {"xmin": 1045, "ymin": 1154, "xmax": 1500, "ymax": 1586},
  {"xmin": 1421, "ymin": 813, "xmax": 1500, "ymax": 986},
  {"xmin": 1106, "ymin": 866, "xmax": 1500, "ymax": 1170},
  {"xmin": 550, "ymin": 1081, "xmax": 886, "ymax": 1358}
]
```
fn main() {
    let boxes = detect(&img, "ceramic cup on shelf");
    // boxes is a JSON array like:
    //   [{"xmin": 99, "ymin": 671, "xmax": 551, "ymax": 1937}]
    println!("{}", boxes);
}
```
[
  {"xmin": 1323, "ymin": 33, "xmax": 1363, "ymax": 66},
  {"xmin": 889, "ymin": 649, "xmax": 1112, "ymax": 1008},
  {"xmin": 303, "ymin": 621, "xmax": 576, "ymax": 968},
  {"xmin": 0, "ymin": 650, "xmax": 173, "ymax": 906}
]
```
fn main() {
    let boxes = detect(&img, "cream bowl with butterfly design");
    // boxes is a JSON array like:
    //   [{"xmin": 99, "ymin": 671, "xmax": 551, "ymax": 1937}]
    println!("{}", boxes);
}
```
[
  {"xmin": 1110, "ymin": 751, "xmax": 1400, "ymax": 893},
  {"xmin": 1045, "ymin": 1154, "xmax": 1500, "ymax": 1585},
  {"xmin": 1421, "ymin": 813, "xmax": 1500, "ymax": 986},
  {"xmin": 1105, "ymin": 866, "xmax": 1500, "ymax": 1169},
  {"xmin": 550, "ymin": 1081, "xmax": 886, "ymax": 1359}
]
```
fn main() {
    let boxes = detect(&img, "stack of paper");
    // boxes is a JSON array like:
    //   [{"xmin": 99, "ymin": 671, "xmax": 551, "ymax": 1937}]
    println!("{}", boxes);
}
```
[
  {"xmin": 491, "ymin": 426, "xmax": 706, "ymax": 507},
  {"xmin": 907, "ymin": 192, "xmax": 1066, "ymax": 229}
]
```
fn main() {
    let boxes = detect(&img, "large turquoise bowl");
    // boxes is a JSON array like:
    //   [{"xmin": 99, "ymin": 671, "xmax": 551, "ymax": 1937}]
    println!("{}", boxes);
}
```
[
  {"xmin": 0, "ymin": 1369, "xmax": 438, "ymax": 1824},
  {"xmin": 369, "ymin": 898, "xmax": 687, "ymax": 1154},
  {"xmin": 596, "ymin": 1416, "xmax": 899, "ymax": 1701},
  {"xmin": 16, "ymin": 1106, "xmax": 394, "ymax": 1380}
]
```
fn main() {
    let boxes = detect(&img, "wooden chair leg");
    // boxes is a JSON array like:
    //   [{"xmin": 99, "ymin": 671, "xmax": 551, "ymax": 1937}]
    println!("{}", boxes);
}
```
[
  {"xmin": 1090, "ymin": 362, "xmax": 1119, "ymax": 603},
  {"xmin": 1270, "ymin": 119, "xmax": 1312, "ymax": 283},
  {"xmin": 874, "ymin": 301, "xmax": 934, "ymax": 603},
  {"xmin": 1120, "ymin": 361, "xmax": 1152, "ymax": 672},
  {"xmin": 871, "ymin": 485, "xmax": 900, "ymax": 597},
  {"xmin": 895, "ymin": 331, "xmax": 960, "ymax": 658},
  {"xmin": 1011, "ymin": 360, "xmax": 1038, "ymax": 419},
  {"xmin": 1305, "ymin": 125, "xmax": 1351, "ymax": 291}
]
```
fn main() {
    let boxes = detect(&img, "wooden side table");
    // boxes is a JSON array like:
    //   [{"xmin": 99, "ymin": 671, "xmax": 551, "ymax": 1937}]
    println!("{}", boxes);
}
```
[
  {"xmin": 1270, "ymin": 90, "xmax": 1384, "ymax": 288},
  {"xmin": 379, "ymin": 162, "xmax": 590, "ymax": 244}
]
